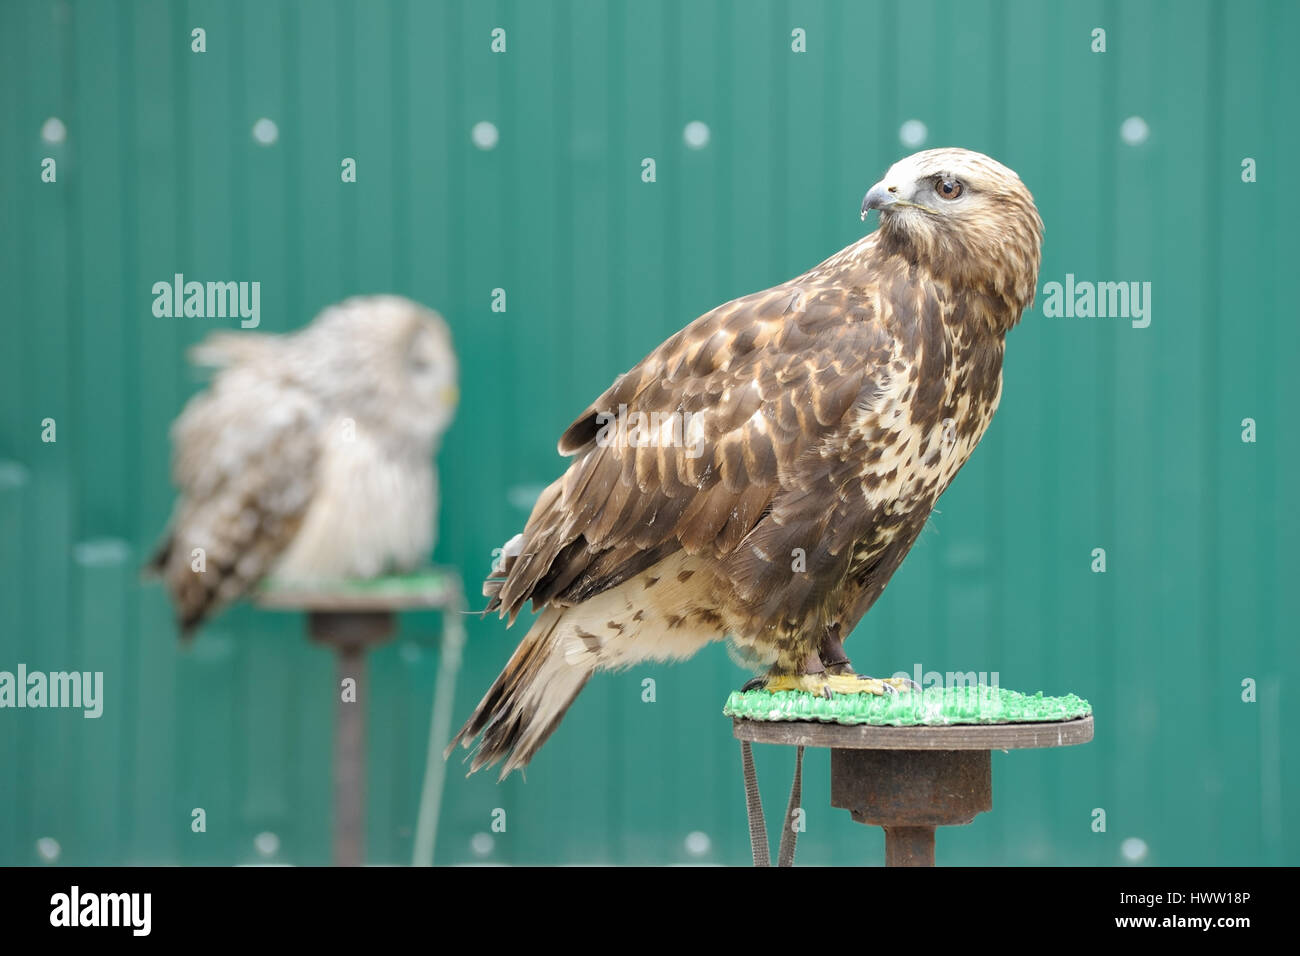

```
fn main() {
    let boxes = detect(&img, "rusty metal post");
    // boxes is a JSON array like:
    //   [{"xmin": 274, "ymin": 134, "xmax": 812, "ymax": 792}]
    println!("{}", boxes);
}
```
[
  {"xmin": 830, "ymin": 749, "xmax": 992, "ymax": 867},
  {"xmin": 308, "ymin": 611, "xmax": 395, "ymax": 867},
  {"xmin": 882, "ymin": 827, "xmax": 937, "ymax": 866}
]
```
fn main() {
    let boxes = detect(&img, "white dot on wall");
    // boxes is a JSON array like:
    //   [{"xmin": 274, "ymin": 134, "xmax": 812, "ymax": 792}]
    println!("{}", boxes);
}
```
[
  {"xmin": 36, "ymin": 837, "xmax": 61, "ymax": 862},
  {"xmin": 899, "ymin": 119, "xmax": 927, "ymax": 149},
  {"xmin": 1120, "ymin": 836, "xmax": 1149, "ymax": 862},
  {"xmin": 74, "ymin": 538, "xmax": 131, "ymax": 567},
  {"xmin": 507, "ymin": 484, "xmax": 545, "ymax": 511},
  {"xmin": 683, "ymin": 120, "xmax": 711, "ymax": 150},
  {"xmin": 1120, "ymin": 116, "xmax": 1149, "ymax": 146},
  {"xmin": 470, "ymin": 832, "xmax": 494, "ymax": 857},
  {"xmin": 41, "ymin": 117, "xmax": 67, "ymax": 145},
  {"xmin": 251, "ymin": 117, "xmax": 279, "ymax": 146},
  {"xmin": 684, "ymin": 830, "xmax": 711, "ymax": 857},
  {"xmin": 472, "ymin": 121, "xmax": 499, "ymax": 151},
  {"xmin": 253, "ymin": 831, "xmax": 280, "ymax": 857}
]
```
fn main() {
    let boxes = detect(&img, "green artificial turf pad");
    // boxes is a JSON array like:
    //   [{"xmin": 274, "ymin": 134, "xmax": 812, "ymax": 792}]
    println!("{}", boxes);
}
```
[{"xmin": 723, "ymin": 684, "xmax": 1091, "ymax": 726}]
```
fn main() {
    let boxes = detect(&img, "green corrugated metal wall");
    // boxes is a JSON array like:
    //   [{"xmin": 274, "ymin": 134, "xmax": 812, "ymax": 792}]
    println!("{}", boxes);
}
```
[{"xmin": 1, "ymin": 0, "xmax": 1296, "ymax": 865}]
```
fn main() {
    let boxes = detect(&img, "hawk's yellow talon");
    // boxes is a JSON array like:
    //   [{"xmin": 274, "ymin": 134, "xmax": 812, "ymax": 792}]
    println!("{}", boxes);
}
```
[{"xmin": 761, "ymin": 673, "xmax": 911, "ymax": 697}]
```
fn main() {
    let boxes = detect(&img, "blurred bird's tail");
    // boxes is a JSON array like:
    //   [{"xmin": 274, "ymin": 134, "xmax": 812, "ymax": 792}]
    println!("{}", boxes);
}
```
[
  {"xmin": 446, "ymin": 606, "xmax": 593, "ymax": 779},
  {"xmin": 139, "ymin": 529, "xmax": 209, "ymax": 639},
  {"xmin": 188, "ymin": 331, "xmax": 275, "ymax": 369}
]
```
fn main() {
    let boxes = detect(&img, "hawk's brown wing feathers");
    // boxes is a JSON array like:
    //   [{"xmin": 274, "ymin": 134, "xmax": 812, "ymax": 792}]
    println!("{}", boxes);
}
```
[{"xmin": 485, "ymin": 276, "xmax": 901, "ymax": 633}]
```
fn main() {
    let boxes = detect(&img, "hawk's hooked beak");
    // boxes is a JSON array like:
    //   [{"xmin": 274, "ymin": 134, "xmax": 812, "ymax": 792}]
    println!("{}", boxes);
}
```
[{"xmin": 860, "ymin": 182, "xmax": 898, "ymax": 221}]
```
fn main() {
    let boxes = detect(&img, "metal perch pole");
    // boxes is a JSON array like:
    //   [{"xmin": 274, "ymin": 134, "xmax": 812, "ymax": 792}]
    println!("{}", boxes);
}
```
[
  {"xmin": 412, "ymin": 589, "xmax": 467, "ymax": 867},
  {"xmin": 258, "ymin": 570, "xmax": 465, "ymax": 867},
  {"xmin": 307, "ymin": 610, "xmax": 395, "ymax": 867}
]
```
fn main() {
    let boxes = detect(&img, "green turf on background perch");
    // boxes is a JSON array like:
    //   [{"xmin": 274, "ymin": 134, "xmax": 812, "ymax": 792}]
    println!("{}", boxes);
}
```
[
  {"xmin": 254, "ymin": 569, "xmax": 464, "ymax": 615},
  {"xmin": 724, "ymin": 684, "xmax": 1091, "ymax": 726},
  {"xmin": 257, "ymin": 569, "xmax": 457, "ymax": 596}
]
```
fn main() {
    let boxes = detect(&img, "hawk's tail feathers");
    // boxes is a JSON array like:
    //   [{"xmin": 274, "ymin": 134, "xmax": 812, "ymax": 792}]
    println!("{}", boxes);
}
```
[{"xmin": 446, "ymin": 607, "xmax": 593, "ymax": 780}]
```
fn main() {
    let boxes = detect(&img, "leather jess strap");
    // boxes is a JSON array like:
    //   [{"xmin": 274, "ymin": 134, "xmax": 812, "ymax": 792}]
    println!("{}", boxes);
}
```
[{"xmin": 739, "ymin": 740, "xmax": 803, "ymax": 866}]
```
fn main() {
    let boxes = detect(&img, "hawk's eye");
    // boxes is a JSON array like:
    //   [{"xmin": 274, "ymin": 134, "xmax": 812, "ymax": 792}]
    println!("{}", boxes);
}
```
[{"xmin": 934, "ymin": 178, "xmax": 963, "ymax": 200}]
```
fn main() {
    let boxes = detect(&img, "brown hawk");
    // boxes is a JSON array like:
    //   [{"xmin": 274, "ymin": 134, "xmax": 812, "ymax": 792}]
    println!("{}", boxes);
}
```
[{"xmin": 452, "ymin": 148, "xmax": 1043, "ymax": 777}]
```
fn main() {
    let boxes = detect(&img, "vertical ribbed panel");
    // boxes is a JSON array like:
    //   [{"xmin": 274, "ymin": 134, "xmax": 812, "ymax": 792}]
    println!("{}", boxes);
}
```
[{"xmin": 0, "ymin": 0, "xmax": 1294, "ymax": 866}]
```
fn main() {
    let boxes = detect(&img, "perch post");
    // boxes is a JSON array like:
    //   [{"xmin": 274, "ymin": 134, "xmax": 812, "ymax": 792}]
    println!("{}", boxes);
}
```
[
  {"xmin": 733, "ymin": 709, "xmax": 1094, "ymax": 866},
  {"xmin": 258, "ymin": 569, "xmax": 464, "ymax": 867}
]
